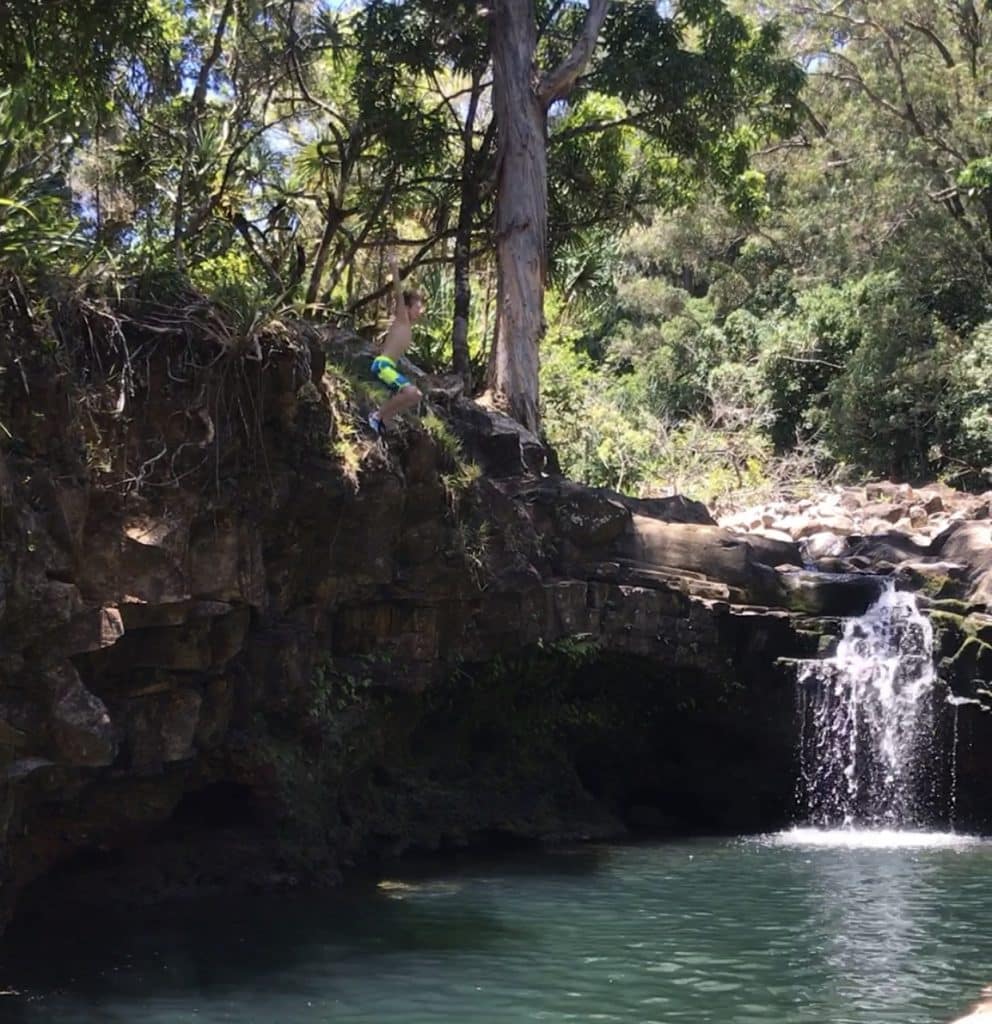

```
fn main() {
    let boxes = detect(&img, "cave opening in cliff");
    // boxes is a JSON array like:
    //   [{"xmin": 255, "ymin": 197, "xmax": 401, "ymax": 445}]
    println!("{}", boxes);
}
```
[
  {"xmin": 561, "ymin": 654, "xmax": 799, "ymax": 836},
  {"xmin": 8, "ymin": 782, "xmax": 273, "ymax": 930},
  {"xmin": 167, "ymin": 781, "xmax": 266, "ymax": 830}
]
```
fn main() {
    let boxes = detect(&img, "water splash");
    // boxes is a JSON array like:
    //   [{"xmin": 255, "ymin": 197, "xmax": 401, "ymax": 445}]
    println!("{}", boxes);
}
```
[
  {"xmin": 797, "ymin": 584, "xmax": 939, "ymax": 829},
  {"xmin": 766, "ymin": 827, "xmax": 980, "ymax": 850}
]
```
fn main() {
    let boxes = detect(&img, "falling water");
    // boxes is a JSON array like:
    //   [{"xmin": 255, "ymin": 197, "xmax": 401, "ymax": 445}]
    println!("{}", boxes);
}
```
[{"xmin": 797, "ymin": 584, "xmax": 939, "ymax": 829}]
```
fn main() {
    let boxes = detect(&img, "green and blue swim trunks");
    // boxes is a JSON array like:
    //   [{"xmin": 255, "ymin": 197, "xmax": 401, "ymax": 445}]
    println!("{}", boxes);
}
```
[{"xmin": 370, "ymin": 355, "xmax": 412, "ymax": 392}]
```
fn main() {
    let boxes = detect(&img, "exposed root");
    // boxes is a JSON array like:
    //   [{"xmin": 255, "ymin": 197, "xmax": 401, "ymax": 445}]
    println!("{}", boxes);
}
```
[{"xmin": 0, "ymin": 271, "xmax": 343, "ymax": 501}]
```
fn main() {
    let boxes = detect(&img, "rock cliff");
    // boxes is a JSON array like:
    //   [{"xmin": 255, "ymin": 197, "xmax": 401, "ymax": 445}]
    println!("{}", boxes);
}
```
[{"xmin": 0, "ymin": 291, "xmax": 988, "ymax": 928}]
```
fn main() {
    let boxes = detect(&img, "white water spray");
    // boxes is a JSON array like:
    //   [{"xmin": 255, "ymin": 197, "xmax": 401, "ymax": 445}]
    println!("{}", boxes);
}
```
[{"xmin": 797, "ymin": 584, "xmax": 939, "ymax": 829}]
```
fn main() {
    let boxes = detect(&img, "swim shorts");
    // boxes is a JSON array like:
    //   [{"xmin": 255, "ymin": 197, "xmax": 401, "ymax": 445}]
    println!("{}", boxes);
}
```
[{"xmin": 370, "ymin": 355, "xmax": 412, "ymax": 392}]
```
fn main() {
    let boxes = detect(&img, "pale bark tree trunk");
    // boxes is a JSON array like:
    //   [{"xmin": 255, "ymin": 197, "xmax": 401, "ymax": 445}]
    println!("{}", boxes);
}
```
[
  {"xmin": 488, "ymin": 0, "xmax": 610, "ymax": 433},
  {"xmin": 490, "ymin": 0, "xmax": 545, "ymax": 432}
]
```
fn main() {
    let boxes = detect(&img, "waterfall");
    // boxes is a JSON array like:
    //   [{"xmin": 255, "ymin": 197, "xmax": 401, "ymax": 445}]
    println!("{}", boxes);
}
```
[{"xmin": 797, "ymin": 584, "xmax": 939, "ymax": 829}]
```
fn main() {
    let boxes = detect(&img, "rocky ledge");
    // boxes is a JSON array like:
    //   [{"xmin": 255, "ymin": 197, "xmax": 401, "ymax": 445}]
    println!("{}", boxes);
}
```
[
  {"xmin": 719, "ymin": 482, "xmax": 992, "ymax": 692},
  {"xmin": 0, "ymin": 296, "xmax": 990, "ymax": 929}
]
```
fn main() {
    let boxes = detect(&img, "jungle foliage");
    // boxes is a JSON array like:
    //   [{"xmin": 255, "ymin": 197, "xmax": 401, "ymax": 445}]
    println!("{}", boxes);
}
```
[{"xmin": 0, "ymin": 0, "xmax": 989, "ymax": 503}]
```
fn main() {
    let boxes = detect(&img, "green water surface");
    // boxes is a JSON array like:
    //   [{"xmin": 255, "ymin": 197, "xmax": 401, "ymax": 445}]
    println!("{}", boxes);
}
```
[{"xmin": 2, "ymin": 833, "xmax": 990, "ymax": 1024}]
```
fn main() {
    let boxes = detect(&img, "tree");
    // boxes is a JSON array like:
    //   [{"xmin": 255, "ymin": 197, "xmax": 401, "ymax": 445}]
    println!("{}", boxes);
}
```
[
  {"xmin": 5, "ymin": 0, "xmax": 802, "ymax": 446},
  {"xmin": 69, "ymin": 1, "xmax": 453, "ymax": 310},
  {"xmin": 773, "ymin": 0, "xmax": 992, "ymax": 281},
  {"xmin": 0, "ymin": 0, "xmax": 160, "ymax": 273},
  {"xmin": 355, "ymin": 0, "xmax": 802, "ymax": 431},
  {"xmin": 0, "ymin": 0, "xmax": 153, "ymax": 106},
  {"xmin": 488, "ymin": 0, "xmax": 610, "ymax": 431}
]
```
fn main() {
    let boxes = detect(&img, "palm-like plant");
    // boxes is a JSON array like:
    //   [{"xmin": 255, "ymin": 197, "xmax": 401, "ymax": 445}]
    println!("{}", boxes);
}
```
[{"xmin": 0, "ymin": 89, "xmax": 81, "ymax": 267}]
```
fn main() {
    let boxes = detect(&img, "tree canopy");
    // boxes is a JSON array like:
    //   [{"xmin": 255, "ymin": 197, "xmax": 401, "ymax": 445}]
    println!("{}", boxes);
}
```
[{"xmin": 2, "ymin": 0, "xmax": 988, "ymax": 496}]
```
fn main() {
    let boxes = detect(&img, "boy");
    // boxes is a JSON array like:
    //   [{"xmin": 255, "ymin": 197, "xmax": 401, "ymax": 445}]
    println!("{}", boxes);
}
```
[{"xmin": 367, "ymin": 256, "xmax": 425, "ymax": 436}]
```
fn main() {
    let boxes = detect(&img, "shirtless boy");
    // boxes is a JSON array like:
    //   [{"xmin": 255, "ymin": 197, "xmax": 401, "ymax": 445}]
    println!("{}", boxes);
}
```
[{"xmin": 367, "ymin": 256, "xmax": 425, "ymax": 436}]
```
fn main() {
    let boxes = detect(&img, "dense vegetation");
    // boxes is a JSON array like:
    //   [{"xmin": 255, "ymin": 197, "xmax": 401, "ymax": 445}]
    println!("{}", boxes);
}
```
[
  {"xmin": 542, "ymin": 0, "xmax": 992, "ymax": 505},
  {"xmin": 1, "ymin": 0, "xmax": 990, "ymax": 508}
]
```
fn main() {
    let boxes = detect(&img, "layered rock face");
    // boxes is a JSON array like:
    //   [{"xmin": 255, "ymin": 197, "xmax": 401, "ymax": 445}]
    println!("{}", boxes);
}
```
[{"xmin": 0, "ymin": 308, "xmax": 989, "ymax": 927}]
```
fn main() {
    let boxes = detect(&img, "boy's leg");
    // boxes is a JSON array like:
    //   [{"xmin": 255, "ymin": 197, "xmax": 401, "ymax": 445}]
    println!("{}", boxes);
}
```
[
  {"xmin": 369, "ymin": 357, "xmax": 422, "ymax": 433},
  {"xmin": 367, "ymin": 408, "xmax": 385, "ymax": 435},
  {"xmin": 378, "ymin": 384, "xmax": 422, "ymax": 426}
]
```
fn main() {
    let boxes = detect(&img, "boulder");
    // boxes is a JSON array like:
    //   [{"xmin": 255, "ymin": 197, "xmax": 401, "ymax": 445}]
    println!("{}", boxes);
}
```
[
  {"xmin": 116, "ymin": 688, "xmax": 203, "ymax": 770},
  {"xmin": 74, "ymin": 508, "xmax": 190, "ymax": 607},
  {"xmin": 619, "ymin": 493, "xmax": 714, "ymax": 526},
  {"xmin": 893, "ymin": 560, "xmax": 969, "ymax": 601},
  {"xmin": 847, "ymin": 531, "xmax": 930, "ymax": 564},
  {"xmin": 929, "ymin": 521, "xmax": 992, "ymax": 606},
  {"xmin": 449, "ymin": 401, "xmax": 549, "ymax": 478},
  {"xmin": 795, "ymin": 515, "xmax": 855, "ymax": 539},
  {"xmin": 778, "ymin": 571, "xmax": 887, "ymax": 616},
  {"xmin": 86, "ymin": 608, "xmax": 251, "ymax": 674},
  {"xmin": 195, "ymin": 677, "xmax": 235, "ymax": 751},
  {"xmin": 908, "ymin": 505, "xmax": 929, "ymax": 529},
  {"xmin": 552, "ymin": 486, "xmax": 631, "ymax": 548},
  {"xmin": 866, "ymin": 481, "xmax": 912, "ymax": 501},
  {"xmin": 37, "ymin": 605, "xmax": 124, "ymax": 660},
  {"xmin": 751, "ymin": 528, "xmax": 794, "ymax": 545},
  {"xmin": 612, "ymin": 518, "xmax": 806, "ymax": 607},
  {"xmin": 861, "ymin": 501, "xmax": 906, "ymax": 524},
  {"xmin": 45, "ymin": 664, "xmax": 116, "ymax": 767},
  {"xmin": 803, "ymin": 532, "xmax": 847, "ymax": 561},
  {"xmin": 741, "ymin": 532, "xmax": 804, "ymax": 570},
  {"xmin": 189, "ymin": 518, "xmax": 265, "ymax": 609},
  {"xmin": 931, "ymin": 520, "xmax": 992, "ymax": 563},
  {"xmin": 919, "ymin": 492, "xmax": 944, "ymax": 514},
  {"xmin": 772, "ymin": 514, "xmax": 808, "ymax": 538}
]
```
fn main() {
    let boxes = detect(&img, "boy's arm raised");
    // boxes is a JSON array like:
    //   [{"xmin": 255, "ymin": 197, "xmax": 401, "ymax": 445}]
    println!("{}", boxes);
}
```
[{"xmin": 389, "ymin": 256, "xmax": 408, "ymax": 323}]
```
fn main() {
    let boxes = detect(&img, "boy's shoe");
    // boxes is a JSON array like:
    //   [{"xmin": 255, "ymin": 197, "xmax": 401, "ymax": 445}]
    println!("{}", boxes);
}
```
[{"xmin": 367, "ymin": 411, "xmax": 385, "ymax": 436}]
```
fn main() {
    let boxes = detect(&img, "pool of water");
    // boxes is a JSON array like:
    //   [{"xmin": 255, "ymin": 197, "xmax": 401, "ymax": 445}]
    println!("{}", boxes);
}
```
[{"xmin": 2, "ymin": 833, "xmax": 991, "ymax": 1023}]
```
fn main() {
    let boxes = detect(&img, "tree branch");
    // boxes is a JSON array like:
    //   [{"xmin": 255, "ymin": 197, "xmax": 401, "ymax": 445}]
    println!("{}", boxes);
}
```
[
  {"xmin": 551, "ymin": 112, "xmax": 644, "ymax": 143},
  {"xmin": 287, "ymin": 38, "xmax": 353, "ymax": 138},
  {"xmin": 537, "ymin": 0, "xmax": 568, "ymax": 43},
  {"xmin": 192, "ymin": 0, "xmax": 236, "ymax": 113},
  {"xmin": 904, "ymin": 18, "xmax": 955, "ymax": 68},
  {"xmin": 185, "ymin": 109, "xmax": 298, "ymax": 243},
  {"xmin": 881, "ymin": 30, "xmax": 928, "ymax": 139},
  {"xmin": 538, "ymin": 0, "xmax": 611, "ymax": 108},
  {"xmin": 231, "ymin": 214, "xmax": 283, "ymax": 292},
  {"xmin": 816, "ymin": 61, "xmax": 908, "ymax": 125}
]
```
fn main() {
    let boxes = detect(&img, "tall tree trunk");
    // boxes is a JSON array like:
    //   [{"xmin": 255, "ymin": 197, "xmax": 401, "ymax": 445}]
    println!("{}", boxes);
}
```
[
  {"xmin": 305, "ymin": 196, "xmax": 342, "ymax": 311},
  {"xmin": 488, "ymin": 0, "xmax": 610, "ymax": 433},
  {"xmin": 490, "ymin": 0, "xmax": 546, "ymax": 433}
]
